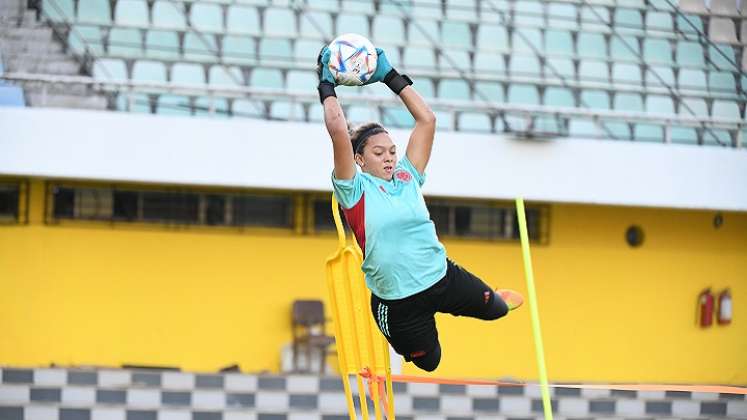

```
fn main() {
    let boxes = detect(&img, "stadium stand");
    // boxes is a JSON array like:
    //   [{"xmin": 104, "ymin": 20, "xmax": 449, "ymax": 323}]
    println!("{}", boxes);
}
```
[{"xmin": 0, "ymin": 0, "xmax": 745, "ymax": 144}]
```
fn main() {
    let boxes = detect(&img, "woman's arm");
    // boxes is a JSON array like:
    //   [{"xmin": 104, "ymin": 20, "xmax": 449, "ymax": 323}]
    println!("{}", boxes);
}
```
[
  {"xmin": 324, "ymin": 96, "xmax": 356, "ymax": 180},
  {"xmin": 318, "ymin": 47, "xmax": 355, "ymax": 180},
  {"xmin": 399, "ymin": 86, "xmax": 437, "ymax": 174}
]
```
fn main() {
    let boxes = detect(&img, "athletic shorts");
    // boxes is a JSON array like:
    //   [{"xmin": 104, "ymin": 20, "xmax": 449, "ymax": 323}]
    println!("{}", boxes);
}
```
[{"xmin": 370, "ymin": 258, "xmax": 508, "ymax": 363}]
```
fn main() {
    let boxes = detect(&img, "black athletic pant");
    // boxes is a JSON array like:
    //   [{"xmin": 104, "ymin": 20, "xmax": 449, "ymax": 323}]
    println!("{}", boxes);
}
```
[{"xmin": 370, "ymin": 259, "xmax": 508, "ymax": 372}]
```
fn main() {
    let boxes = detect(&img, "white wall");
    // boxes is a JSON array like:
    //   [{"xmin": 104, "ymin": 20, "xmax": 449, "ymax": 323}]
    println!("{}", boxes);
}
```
[{"xmin": 1, "ymin": 107, "xmax": 746, "ymax": 211}]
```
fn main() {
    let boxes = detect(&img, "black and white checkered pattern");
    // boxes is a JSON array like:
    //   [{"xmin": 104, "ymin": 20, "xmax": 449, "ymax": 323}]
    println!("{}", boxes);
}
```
[{"xmin": 0, "ymin": 368, "xmax": 745, "ymax": 420}]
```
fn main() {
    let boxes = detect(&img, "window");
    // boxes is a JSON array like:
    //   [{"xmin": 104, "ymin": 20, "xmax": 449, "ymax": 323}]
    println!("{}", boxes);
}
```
[
  {"xmin": 427, "ymin": 199, "xmax": 547, "ymax": 242},
  {"xmin": 48, "ymin": 183, "xmax": 295, "ymax": 230},
  {"xmin": 0, "ymin": 182, "xmax": 21, "ymax": 223}
]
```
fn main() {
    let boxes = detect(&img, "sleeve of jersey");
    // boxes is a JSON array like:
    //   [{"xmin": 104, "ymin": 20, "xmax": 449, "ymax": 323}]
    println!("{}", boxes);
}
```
[
  {"xmin": 399, "ymin": 155, "xmax": 426, "ymax": 186},
  {"xmin": 331, "ymin": 170, "xmax": 364, "ymax": 209}
]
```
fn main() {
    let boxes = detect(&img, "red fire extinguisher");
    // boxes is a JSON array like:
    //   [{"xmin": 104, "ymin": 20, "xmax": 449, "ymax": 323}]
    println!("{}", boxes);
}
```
[
  {"xmin": 697, "ymin": 288, "xmax": 715, "ymax": 328},
  {"xmin": 718, "ymin": 289, "xmax": 732, "ymax": 325}
]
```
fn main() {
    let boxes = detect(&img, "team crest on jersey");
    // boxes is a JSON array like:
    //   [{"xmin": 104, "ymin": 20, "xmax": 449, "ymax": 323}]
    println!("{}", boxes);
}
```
[{"xmin": 395, "ymin": 170, "xmax": 412, "ymax": 182}]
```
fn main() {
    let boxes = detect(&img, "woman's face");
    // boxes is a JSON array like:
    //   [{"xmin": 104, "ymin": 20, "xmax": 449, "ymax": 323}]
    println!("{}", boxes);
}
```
[{"xmin": 355, "ymin": 132, "xmax": 397, "ymax": 181}]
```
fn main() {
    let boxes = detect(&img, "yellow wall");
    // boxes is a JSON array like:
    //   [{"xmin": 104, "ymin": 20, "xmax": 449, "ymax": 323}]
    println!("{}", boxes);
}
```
[{"xmin": 1, "ymin": 179, "xmax": 745, "ymax": 384}]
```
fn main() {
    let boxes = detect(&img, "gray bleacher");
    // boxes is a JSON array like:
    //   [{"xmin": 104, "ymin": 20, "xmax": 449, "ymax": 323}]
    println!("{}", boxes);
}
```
[{"xmin": 4, "ymin": 0, "xmax": 746, "ymax": 146}]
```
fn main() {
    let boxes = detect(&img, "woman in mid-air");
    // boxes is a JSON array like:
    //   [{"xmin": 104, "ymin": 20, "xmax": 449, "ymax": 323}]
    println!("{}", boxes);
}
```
[{"xmin": 317, "ymin": 46, "xmax": 524, "ymax": 372}]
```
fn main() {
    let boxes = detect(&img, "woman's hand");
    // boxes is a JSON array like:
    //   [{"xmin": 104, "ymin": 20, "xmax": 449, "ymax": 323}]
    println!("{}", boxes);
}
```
[
  {"xmin": 363, "ymin": 48, "xmax": 394, "ymax": 85},
  {"xmin": 316, "ymin": 46, "xmax": 336, "ymax": 86}
]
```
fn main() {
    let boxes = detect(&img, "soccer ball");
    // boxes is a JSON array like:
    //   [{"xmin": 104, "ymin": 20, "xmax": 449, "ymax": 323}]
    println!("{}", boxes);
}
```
[{"xmin": 327, "ymin": 33, "xmax": 378, "ymax": 86}]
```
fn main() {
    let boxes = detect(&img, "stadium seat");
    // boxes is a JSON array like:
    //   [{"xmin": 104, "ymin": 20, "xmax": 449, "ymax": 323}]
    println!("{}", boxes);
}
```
[
  {"xmin": 68, "ymin": 25, "xmax": 104, "ymax": 55},
  {"xmin": 544, "ymin": 87, "xmax": 575, "ymax": 107},
  {"xmin": 373, "ymin": 15, "xmax": 405, "ymax": 43},
  {"xmin": 108, "ymin": 28, "xmax": 143, "ymax": 58},
  {"xmin": 42, "ymin": 0, "xmax": 74, "ymax": 22},
  {"xmin": 377, "ymin": 43, "xmax": 401, "ymax": 68},
  {"xmin": 613, "ymin": 93, "xmax": 644, "ymax": 112},
  {"xmin": 709, "ymin": 17, "xmax": 738, "ymax": 44},
  {"xmin": 441, "ymin": 21, "xmax": 471, "ymax": 49},
  {"xmin": 544, "ymin": 30, "xmax": 574, "ymax": 56},
  {"xmin": 614, "ymin": 8, "xmax": 643, "ymax": 33},
  {"xmin": 93, "ymin": 58, "xmax": 128, "ymax": 80},
  {"xmin": 438, "ymin": 79, "xmax": 471, "ymax": 100},
  {"xmin": 547, "ymin": 3, "xmax": 577, "ymax": 29},
  {"xmin": 222, "ymin": 36, "xmax": 256, "ymax": 64},
  {"xmin": 307, "ymin": 102, "xmax": 324, "ymax": 122},
  {"xmin": 578, "ymin": 60, "xmax": 610, "ymax": 83},
  {"xmin": 157, "ymin": 94, "xmax": 193, "ymax": 116},
  {"xmin": 711, "ymin": 0, "xmax": 740, "ymax": 15},
  {"xmin": 508, "ymin": 84, "xmax": 540, "ymax": 105},
  {"xmin": 152, "ymin": 1, "xmax": 187, "ymax": 29},
  {"xmin": 294, "ymin": 39, "xmax": 321, "ymax": 66},
  {"xmin": 610, "ymin": 35, "xmax": 641, "ymax": 61},
  {"xmin": 183, "ymin": 33, "xmax": 219, "ymax": 62},
  {"xmin": 676, "ymin": 13, "xmax": 704, "ymax": 39},
  {"xmin": 259, "ymin": 38, "xmax": 293, "ymax": 65},
  {"xmin": 634, "ymin": 123, "xmax": 664, "ymax": 142},
  {"xmin": 132, "ymin": 60, "xmax": 167, "ymax": 82},
  {"xmin": 644, "ymin": 39, "xmax": 673, "ymax": 65},
  {"xmin": 78, "ymin": 0, "xmax": 110, "ymax": 23},
  {"xmin": 299, "ymin": 11, "xmax": 333, "ymax": 38},
  {"xmin": 114, "ymin": 0, "xmax": 148, "ymax": 26},
  {"xmin": 602, "ymin": 122, "xmax": 632, "ymax": 140},
  {"xmin": 232, "ymin": 99, "xmax": 266, "ymax": 118},
  {"xmin": 191, "ymin": 3, "xmax": 224, "ymax": 33},
  {"xmin": 473, "ymin": 51, "xmax": 505, "ymax": 75},
  {"xmin": 645, "ymin": 11, "xmax": 674, "ymax": 34},
  {"xmin": 473, "ymin": 81, "xmax": 504, "ymax": 102},
  {"xmin": 708, "ymin": 71, "xmax": 737, "ymax": 92},
  {"xmin": 406, "ymin": 20, "xmax": 438, "ymax": 45},
  {"xmin": 340, "ymin": 0, "xmax": 374, "ymax": 13},
  {"xmin": 678, "ymin": 69, "xmax": 707, "ymax": 92},
  {"xmin": 286, "ymin": 70, "xmax": 315, "ymax": 92},
  {"xmin": 580, "ymin": 5, "xmax": 611, "ymax": 32},
  {"xmin": 445, "ymin": 0, "xmax": 476, "ymax": 20},
  {"xmin": 569, "ymin": 118, "xmax": 599, "ymax": 137},
  {"xmin": 612, "ymin": 63, "xmax": 642, "ymax": 85},
  {"xmin": 577, "ymin": 33, "xmax": 607, "ymax": 58},
  {"xmin": 476, "ymin": 24, "xmax": 508, "ymax": 50},
  {"xmin": 414, "ymin": 78, "xmax": 435, "ymax": 98},
  {"xmin": 645, "ymin": 95, "xmax": 675, "ymax": 115},
  {"xmin": 145, "ymin": 30, "xmax": 180, "ymax": 60},
  {"xmin": 379, "ymin": 0, "xmax": 412, "ymax": 14},
  {"xmin": 337, "ymin": 13, "xmax": 369, "ymax": 39},
  {"xmin": 708, "ymin": 44, "xmax": 737, "ymax": 69},
  {"xmin": 670, "ymin": 127, "xmax": 699, "ymax": 145},
  {"xmin": 403, "ymin": 47, "xmax": 437, "ymax": 72},
  {"xmin": 679, "ymin": 98, "xmax": 708, "ymax": 115},
  {"xmin": 510, "ymin": 56, "xmax": 541, "ymax": 78},
  {"xmin": 209, "ymin": 65, "xmax": 244, "ymax": 86},
  {"xmin": 511, "ymin": 29, "xmax": 542, "ymax": 53},
  {"xmin": 114, "ymin": 92, "xmax": 147, "ymax": 113},
  {"xmin": 226, "ymin": 6, "xmax": 260, "ymax": 35},
  {"xmin": 544, "ymin": 58, "xmax": 575, "ymax": 80},
  {"xmin": 171, "ymin": 62, "xmax": 206, "ymax": 85},
  {"xmin": 702, "ymin": 129, "xmax": 732, "ymax": 146},
  {"xmin": 680, "ymin": 0, "xmax": 708, "ymax": 14},
  {"xmin": 676, "ymin": 41, "xmax": 705, "ymax": 67},
  {"xmin": 712, "ymin": 100, "xmax": 741, "ymax": 119},
  {"xmin": 264, "ymin": 8, "xmax": 296, "ymax": 36},
  {"xmin": 515, "ymin": 1, "xmax": 544, "ymax": 27},
  {"xmin": 412, "ymin": 0, "xmax": 442, "ymax": 19},
  {"xmin": 250, "ymin": 68, "xmax": 284, "ymax": 89},
  {"xmin": 645, "ymin": 66, "xmax": 675, "ymax": 87},
  {"xmin": 580, "ymin": 90, "xmax": 610, "ymax": 109},
  {"xmin": 195, "ymin": 97, "xmax": 230, "ymax": 117},
  {"xmin": 434, "ymin": 110, "xmax": 454, "ymax": 131},
  {"xmin": 440, "ymin": 49, "xmax": 471, "ymax": 73},
  {"xmin": 458, "ymin": 112, "xmax": 492, "ymax": 133},
  {"xmin": 380, "ymin": 107, "xmax": 415, "ymax": 128},
  {"xmin": 346, "ymin": 105, "xmax": 378, "ymax": 123}
]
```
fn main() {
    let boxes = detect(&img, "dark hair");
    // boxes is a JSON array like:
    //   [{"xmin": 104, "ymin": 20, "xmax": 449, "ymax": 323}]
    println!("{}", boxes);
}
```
[{"xmin": 349, "ymin": 122, "xmax": 387, "ymax": 155}]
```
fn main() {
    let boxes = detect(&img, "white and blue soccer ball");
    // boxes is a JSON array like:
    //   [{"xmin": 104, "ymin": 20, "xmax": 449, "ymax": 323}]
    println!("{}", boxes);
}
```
[{"xmin": 327, "ymin": 33, "xmax": 378, "ymax": 86}]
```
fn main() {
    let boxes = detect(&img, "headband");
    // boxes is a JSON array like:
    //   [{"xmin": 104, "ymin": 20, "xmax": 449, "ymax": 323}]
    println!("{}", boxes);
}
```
[{"xmin": 352, "ymin": 126, "xmax": 387, "ymax": 154}]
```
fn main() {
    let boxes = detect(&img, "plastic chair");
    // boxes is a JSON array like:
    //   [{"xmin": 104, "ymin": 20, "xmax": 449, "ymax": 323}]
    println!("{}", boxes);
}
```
[
  {"xmin": 610, "ymin": 35, "xmax": 641, "ymax": 61},
  {"xmin": 680, "ymin": 0, "xmax": 708, "ymax": 14},
  {"xmin": 258, "ymin": 38, "xmax": 293, "ymax": 65},
  {"xmin": 710, "ymin": 0, "xmax": 739, "ymax": 16},
  {"xmin": 508, "ymin": 84, "xmax": 540, "ymax": 105},
  {"xmin": 171, "ymin": 62, "xmax": 206, "ymax": 85},
  {"xmin": 709, "ymin": 18, "xmax": 738, "ymax": 44},
  {"xmin": 299, "ymin": 11, "xmax": 333, "ymax": 38},
  {"xmin": 68, "ymin": 25, "xmax": 104, "ymax": 55},
  {"xmin": 438, "ymin": 79, "xmax": 471, "ymax": 101},
  {"xmin": 440, "ymin": 50, "xmax": 471, "ymax": 73},
  {"xmin": 458, "ymin": 112, "xmax": 492, "ymax": 133},
  {"xmin": 580, "ymin": 5, "xmax": 611, "ymax": 32},
  {"xmin": 42, "ymin": 0, "xmax": 74, "ymax": 22},
  {"xmin": 544, "ymin": 29, "xmax": 573, "ymax": 56},
  {"xmin": 644, "ymin": 39, "xmax": 673, "ymax": 65},
  {"xmin": 250, "ymin": 68, "xmax": 284, "ymax": 89},
  {"xmin": 441, "ymin": 21, "xmax": 471, "ymax": 49},
  {"xmin": 291, "ymin": 300, "xmax": 335, "ymax": 374},
  {"xmin": 403, "ymin": 47, "xmax": 436, "ymax": 72},
  {"xmin": 712, "ymin": 100, "xmax": 741, "ymax": 119},
  {"xmin": 544, "ymin": 87, "xmax": 575, "ymax": 108},
  {"xmin": 93, "ymin": 58, "xmax": 128, "ymax": 80},
  {"xmin": 614, "ymin": 8, "xmax": 643, "ymax": 33},
  {"xmin": 645, "ymin": 11, "xmax": 674, "ymax": 34},
  {"xmin": 645, "ymin": 66, "xmax": 675, "ymax": 87},
  {"xmin": 679, "ymin": 98, "xmax": 708, "ymax": 115},
  {"xmin": 412, "ymin": 0, "xmax": 442, "ymax": 19},
  {"xmin": 108, "ymin": 28, "xmax": 143, "ymax": 58},
  {"xmin": 372, "ymin": 15, "xmax": 404, "ymax": 43},
  {"xmin": 183, "ymin": 33, "xmax": 218, "ymax": 62},
  {"xmin": 671, "ymin": 127, "xmax": 699, "ymax": 145},
  {"xmin": 223, "ymin": 36, "xmax": 256, "ymax": 65},
  {"xmin": 580, "ymin": 90, "xmax": 610, "ymax": 109},
  {"xmin": 473, "ymin": 51, "xmax": 505, "ymax": 75},
  {"xmin": 79, "ymin": 0, "xmax": 111, "ymax": 24},
  {"xmin": 114, "ymin": 0, "xmax": 148, "ymax": 26},
  {"xmin": 645, "ymin": 95, "xmax": 675, "ymax": 115},
  {"xmin": 579, "ymin": 60, "xmax": 610, "ymax": 83},
  {"xmin": 194, "ymin": 97, "xmax": 229, "ymax": 118},
  {"xmin": 337, "ymin": 13, "xmax": 369, "ymax": 38},
  {"xmin": 286, "ymin": 70, "xmax": 315, "ymax": 92},
  {"xmin": 708, "ymin": 71, "xmax": 737, "ymax": 92},
  {"xmin": 191, "ymin": 3, "xmax": 224, "ymax": 33},
  {"xmin": 152, "ymin": 1, "xmax": 186, "ymax": 29},
  {"xmin": 577, "ymin": 33, "xmax": 607, "ymax": 59},
  {"xmin": 515, "ymin": 1, "xmax": 544, "ymax": 26},
  {"xmin": 547, "ymin": 3, "xmax": 577, "ymax": 30},
  {"xmin": 226, "ymin": 6, "xmax": 260, "ymax": 35},
  {"xmin": 612, "ymin": 63, "xmax": 642, "ymax": 85},
  {"xmin": 512, "ymin": 28, "xmax": 542, "ymax": 53},
  {"xmin": 473, "ymin": 81, "xmax": 504, "ymax": 102},
  {"xmin": 264, "ymin": 7, "xmax": 296, "ymax": 36},
  {"xmin": 445, "ymin": 0, "xmax": 476, "ymax": 20},
  {"xmin": 132, "ymin": 60, "xmax": 167, "ymax": 83},
  {"xmin": 157, "ymin": 94, "xmax": 192, "ymax": 116},
  {"xmin": 602, "ymin": 122, "xmax": 632, "ymax": 140},
  {"xmin": 408, "ymin": 20, "xmax": 438, "ymax": 44},
  {"xmin": 145, "ymin": 30, "xmax": 180, "ymax": 60},
  {"xmin": 634, "ymin": 123, "xmax": 665, "ymax": 142},
  {"xmin": 613, "ymin": 93, "xmax": 644, "ymax": 112},
  {"xmin": 476, "ymin": 24, "xmax": 508, "ymax": 50}
]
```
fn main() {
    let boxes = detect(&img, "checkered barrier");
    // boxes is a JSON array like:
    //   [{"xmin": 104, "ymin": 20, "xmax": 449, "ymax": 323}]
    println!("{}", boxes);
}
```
[{"xmin": 0, "ymin": 368, "xmax": 745, "ymax": 420}]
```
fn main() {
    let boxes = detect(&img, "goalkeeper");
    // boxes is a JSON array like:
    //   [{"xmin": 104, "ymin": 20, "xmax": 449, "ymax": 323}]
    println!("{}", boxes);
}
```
[{"xmin": 317, "ymin": 46, "xmax": 524, "ymax": 372}]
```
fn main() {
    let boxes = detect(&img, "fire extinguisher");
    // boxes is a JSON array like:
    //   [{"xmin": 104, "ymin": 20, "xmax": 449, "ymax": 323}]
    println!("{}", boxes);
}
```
[
  {"xmin": 718, "ymin": 289, "xmax": 732, "ymax": 325},
  {"xmin": 697, "ymin": 288, "xmax": 715, "ymax": 328}
]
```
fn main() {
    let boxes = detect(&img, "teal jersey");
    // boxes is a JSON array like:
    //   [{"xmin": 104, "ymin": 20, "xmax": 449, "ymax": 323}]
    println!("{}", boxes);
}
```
[{"xmin": 331, "ymin": 155, "xmax": 447, "ymax": 300}]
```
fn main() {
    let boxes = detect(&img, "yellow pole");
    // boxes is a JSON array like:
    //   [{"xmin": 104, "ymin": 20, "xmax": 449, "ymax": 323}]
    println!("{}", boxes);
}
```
[{"xmin": 515, "ymin": 198, "xmax": 553, "ymax": 420}]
